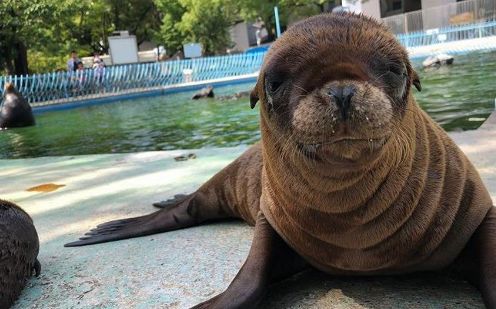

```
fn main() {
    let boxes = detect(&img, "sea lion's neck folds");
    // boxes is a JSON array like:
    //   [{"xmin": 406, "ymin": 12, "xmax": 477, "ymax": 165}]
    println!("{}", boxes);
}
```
[{"xmin": 260, "ymin": 102, "xmax": 418, "ymax": 213}]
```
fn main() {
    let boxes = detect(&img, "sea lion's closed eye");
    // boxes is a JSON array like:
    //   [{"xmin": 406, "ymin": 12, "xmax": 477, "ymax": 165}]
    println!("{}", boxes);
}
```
[
  {"xmin": 387, "ymin": 63, "xmax": 406, "ymax": 76},
  {"xmin": 263, "ymin": 78, "xmax": 278, "ymax": 111}
]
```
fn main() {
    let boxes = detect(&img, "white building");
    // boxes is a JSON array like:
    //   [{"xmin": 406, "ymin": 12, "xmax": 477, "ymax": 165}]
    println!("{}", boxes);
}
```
[
  {"xmin": 229, "ymin": 22, "xmax": 259, "ymax": 52},
  {"xmin": 343, "ymin": 0, "xmax": 496, "ymax": 33}
]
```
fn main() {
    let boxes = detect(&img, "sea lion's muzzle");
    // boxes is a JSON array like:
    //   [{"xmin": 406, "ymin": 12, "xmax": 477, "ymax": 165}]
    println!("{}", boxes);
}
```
[
  {"xmin": 328, "ymin": 85, "xmax": 355, "ymax": 121},
  {"xmin": 287, "ymin": 79, "xmax": 396, "ymax": 163}
]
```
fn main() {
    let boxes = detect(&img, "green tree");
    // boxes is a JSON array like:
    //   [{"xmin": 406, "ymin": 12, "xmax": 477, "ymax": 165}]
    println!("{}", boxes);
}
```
[
  {"xmin": 229, "ymin": 0, "xmax": 344, "ymax": 40},
  {"xmin": 178, "ymin": 0, "xmax": 234, "ymax": 55},
  {"xmin": 154, "ymin": 0, "xmax": 235, "ymax": 56},
  {"xmin": 0, "ymin": 0, "xmax": 106, "ymax": 74},
  {"xmin": 153, "ymin": 0, "xmax": 186, "ymax": 55},
  {"xmin": 0, "ymin": 0, "xmax": 62, "ymax": 75},
  {"xmin": 229, "ymin": 0, "xmax": 279, "ymax": 41},
  {"xmin": 105, "ymin": 0, "xmax": 161, "ymax": 46},
  {"xmin": 0, "ymin": 0, "xmax": 165, "ymax": 74},
  {"xmin": 1, "ymin": 0, "xmax": 351, "ymax": 74}
]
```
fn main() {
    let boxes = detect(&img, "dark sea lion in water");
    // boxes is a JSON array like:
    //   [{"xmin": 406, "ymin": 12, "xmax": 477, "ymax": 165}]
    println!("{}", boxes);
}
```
[
  {"xmin": 0, "ymin": 83, "xmax": 35, "ymax": 129},
  {"xmin": 217, "ymin": 90, "xmax": 251, "ymax": 101},
  {"xmin": 0, "ymin": 199, "xmax": 41, "ymax": 308},
  {"xmin": 192, "ymin": 86, "xmax": 214, "ymax": 100},
  {"xmin": 66, "ymin": 13, "xmax": 496, "ymax": 308}
]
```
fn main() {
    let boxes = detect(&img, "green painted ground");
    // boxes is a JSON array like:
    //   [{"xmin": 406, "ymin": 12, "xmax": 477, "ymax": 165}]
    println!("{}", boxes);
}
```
[{"xmin": 1, "ymin": 51, "xmax": 495, "ymax": 159}]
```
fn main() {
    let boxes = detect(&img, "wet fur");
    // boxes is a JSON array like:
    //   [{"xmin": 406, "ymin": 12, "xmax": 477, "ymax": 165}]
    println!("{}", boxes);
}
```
[{"xmin": 67, "ymin": 13, "xmax": 495, "ymax": 308}]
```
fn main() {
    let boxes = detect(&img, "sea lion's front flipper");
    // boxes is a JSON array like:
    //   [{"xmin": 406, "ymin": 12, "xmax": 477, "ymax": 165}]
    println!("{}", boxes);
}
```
[
  {"xmin": 453, "ymin": 206, "xmax": 496, "ymax": 308},
  {"xmin": 65, "ymin": 192, "xmax": 231, "ymax": 247},
  {"xmin": 191, "ymin": 211, "xmax": 307, "ymax": 309},
  {"xmin": 470, "ymin": 206, "xmax": 496, "ymax": 308}
]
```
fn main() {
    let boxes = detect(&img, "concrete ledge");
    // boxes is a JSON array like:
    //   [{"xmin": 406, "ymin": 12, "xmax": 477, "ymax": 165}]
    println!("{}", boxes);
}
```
[
  {"xmin": 479, "ymin": 109, "xmax": 496, "ymax": 131},
  {"xmin": 2, "ymin": 113, "xmax": 495, "ymax": 308},
  {"xmin": 407, "ymin": 36, "xmax": 496, "ymax": 59}
]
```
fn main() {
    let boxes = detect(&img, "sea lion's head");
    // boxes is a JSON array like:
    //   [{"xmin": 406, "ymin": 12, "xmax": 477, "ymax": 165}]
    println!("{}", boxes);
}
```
[{"xmin": 251, "ymin": 13, "xmax": 421, "ymax": 166}]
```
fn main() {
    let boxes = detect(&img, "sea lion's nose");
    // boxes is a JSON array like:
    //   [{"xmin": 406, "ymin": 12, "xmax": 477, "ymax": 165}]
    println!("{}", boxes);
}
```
[{"xmin": 329, "ymin": 85, "xmax": 355, "ymax": 120}]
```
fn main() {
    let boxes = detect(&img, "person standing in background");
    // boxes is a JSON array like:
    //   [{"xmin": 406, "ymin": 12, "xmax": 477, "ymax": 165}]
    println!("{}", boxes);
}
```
[
  {"xmin": 67, "ymin": 50, "xmax": 81, "ymax": 72},
  {"xmin": 92, "ymin": 52, "xmax": 106, "ymax": 90},
  {"xmin": 93, "ymin": 52, "xmax": 105, "ymax": 84}
]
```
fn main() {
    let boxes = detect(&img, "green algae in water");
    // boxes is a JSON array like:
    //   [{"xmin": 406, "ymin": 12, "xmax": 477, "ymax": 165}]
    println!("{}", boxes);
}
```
[{"xmin": 1, "ymin": 51, "xmax": 495, "ymax": 159}]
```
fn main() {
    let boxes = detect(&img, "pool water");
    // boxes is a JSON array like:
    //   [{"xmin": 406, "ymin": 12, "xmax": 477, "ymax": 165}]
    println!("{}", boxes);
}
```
[
  {"xmin": 413, "ymin": 51, "xmax": 496, "ymax": 130},
  {"xmin": 1, "ymin": 51, "xmax": 495, "ymax": 159}
]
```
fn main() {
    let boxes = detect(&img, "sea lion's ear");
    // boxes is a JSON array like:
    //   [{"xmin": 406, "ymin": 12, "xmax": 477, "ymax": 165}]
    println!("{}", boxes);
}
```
[
  {"xmin": 412, "ymin": 70, "xmax": 422, "ymax": 92},
  {"xmin": 250, "ymin": 87, "xmax": 259, "ymax": 109}
]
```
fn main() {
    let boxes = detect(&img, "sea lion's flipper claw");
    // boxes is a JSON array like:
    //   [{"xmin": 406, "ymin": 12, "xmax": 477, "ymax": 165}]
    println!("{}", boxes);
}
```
[
  {"xmin": 453, "ymin": 206, "xmax": 496, "ymax": 308},
  {"xmin": 96, "ymin": 217, "xmax": 137, "ymax": 228},
  {"xmin": 191, "ymin": 211, "xmax": 307, "ymax": 308},
  {"xmin": 64, "ymin": 213, "xmax": 161, "ymax": 247},
  {"xmin": 33, "ymin": 259, "xmax": 41, "ymax": 277},
  {"xmin": 152, "ymin": 194, "xmax": 190, "ymax": 209}
]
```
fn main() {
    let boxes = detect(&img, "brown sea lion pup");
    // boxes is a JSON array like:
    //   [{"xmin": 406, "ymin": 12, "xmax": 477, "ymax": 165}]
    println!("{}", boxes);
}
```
[
  {"xmin": 0, "ymin": 199, "xmax": 41, "ymax": 308},
  {"xmin": 66, "ymin": 13, "xmax": 496, "ymax": 308}
]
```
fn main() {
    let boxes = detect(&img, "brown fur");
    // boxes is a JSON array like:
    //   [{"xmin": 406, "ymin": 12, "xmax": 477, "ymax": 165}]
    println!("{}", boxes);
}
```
[
  {"xmin": 0, "ymin": 199, "xmax": 41, "ymax": 308},
  {"xmin": 245, "ymin": 13, "xmax": 493, "ymax": 275},
  {"xmin": 260, "ymin": 102, "xmax": 492, "ymax": 274}
]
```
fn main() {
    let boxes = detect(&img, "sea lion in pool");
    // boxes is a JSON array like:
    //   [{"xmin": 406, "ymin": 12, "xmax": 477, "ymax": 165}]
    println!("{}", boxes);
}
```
[
  {"xmin": 0, "ymin": 83, "xmax": 35, "ymax": 129},
  {"xmin": 0, "ymin": 199, "xmax": 41, "ymax": 308},
  {"xmin": 192, "ymin": 86, "xmax": 214, "ymax": 100},
  {"xmin": 66, "ymin": 13, "xmax": 496, "ymax": 308}
]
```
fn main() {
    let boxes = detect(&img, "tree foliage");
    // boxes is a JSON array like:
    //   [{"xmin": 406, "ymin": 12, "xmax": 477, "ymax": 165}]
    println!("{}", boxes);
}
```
[
  {"xmin": 105, "ymin": 0, "xmax": 161, "ymax": 46},
  {"xmin": 178, "ymin": 0, "xmax": 234, "ymax": 55},
  {"xmin": 0, "ymin": 0, "xmax": 63, "ymax": 75},
  {"xmin": 153, "ymin": 0, "xmax": 187, "ymax": 55},
  {"xmin": 0, "ymin": 0, "xmax": 347, "ymax": 74},
  {"xmin": 153, "ymin": 0, "xmax": 235, "ymax": 56}
]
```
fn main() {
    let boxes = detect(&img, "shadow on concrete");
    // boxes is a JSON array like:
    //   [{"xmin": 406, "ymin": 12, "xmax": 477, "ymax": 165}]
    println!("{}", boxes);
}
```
[{"xmin": 262, "ymin": 270, "xmax": 484, "ymax": 308}]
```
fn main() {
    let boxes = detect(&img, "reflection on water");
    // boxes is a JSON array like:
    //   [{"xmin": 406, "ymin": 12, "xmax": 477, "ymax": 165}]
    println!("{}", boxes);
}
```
[{"xmin": 1, "ymin": 51, "xmax": 495, "ymax": 159}]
